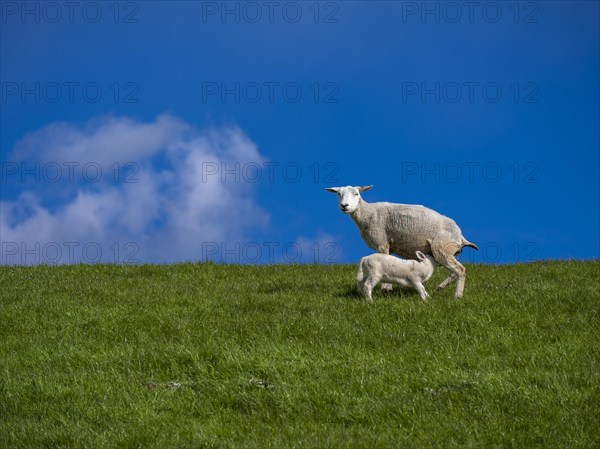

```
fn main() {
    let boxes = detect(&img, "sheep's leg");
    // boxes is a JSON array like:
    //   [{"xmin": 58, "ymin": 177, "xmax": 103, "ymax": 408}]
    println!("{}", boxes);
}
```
[
  {"xmin": 431, "ymin": 240, "xmax": 467, "ymax": 299},
  {"xmin": 377, "ymin": 245, "xmax": 393, "ymax": 292}
]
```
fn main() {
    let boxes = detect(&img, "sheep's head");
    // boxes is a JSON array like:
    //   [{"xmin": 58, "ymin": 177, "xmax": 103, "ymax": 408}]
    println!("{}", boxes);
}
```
[{"xmin": 325, "ymin": 185, "xmax": 372, "ymax": 214}]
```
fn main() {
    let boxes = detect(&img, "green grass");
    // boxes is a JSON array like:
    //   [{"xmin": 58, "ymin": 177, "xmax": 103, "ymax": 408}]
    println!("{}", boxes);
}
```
[{"xmin": 1, "ymin": 261, "xmax": 599, "ymax": 449}]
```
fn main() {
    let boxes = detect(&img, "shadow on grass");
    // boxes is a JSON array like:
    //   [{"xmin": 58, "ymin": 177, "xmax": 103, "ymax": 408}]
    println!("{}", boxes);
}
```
[
  {"xmin": 257, "ymin": 281, "xmax": 338, "ymax": 295},
  {"xmin": 257, "ymin": 279, "xmax": 429, "ymax": 303},
  {"xmin": 335, "ymin": 285, "xmax": 418, "ymax": 301},
  {"xmin": 336, "ymin": 285, "xmax": 363, "ymax": 300}
]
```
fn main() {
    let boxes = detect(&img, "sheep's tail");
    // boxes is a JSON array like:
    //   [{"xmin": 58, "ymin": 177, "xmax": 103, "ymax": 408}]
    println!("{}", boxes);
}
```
[
  {"xmin": 356, "ymin": 257, "xmax": 367, "ymax": 282},
  {"xmin": 461, "ymin": 237, "xmax": 479, "ymax": 251}
]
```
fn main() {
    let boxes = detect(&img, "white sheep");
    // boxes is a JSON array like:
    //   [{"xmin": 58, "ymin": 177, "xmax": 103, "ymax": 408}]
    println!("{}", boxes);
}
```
[
  {"xmin": 357, "ymin": 251, "xmax": 439, "ymax": 301},
  {"xmin": 326, "ymin": 185, "xmax": 478, "ymax": 298}
]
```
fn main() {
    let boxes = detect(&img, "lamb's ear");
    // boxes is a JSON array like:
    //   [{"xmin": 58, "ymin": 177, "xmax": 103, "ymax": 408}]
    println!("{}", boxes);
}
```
[
  {"xmin": 357, "ymin": 185, "xmax": 373, "ymax": 193},
  {"xmin": 325, "ymin": 187, "xmax": 340, "ymax": 193},
  {"xmin": 415, "ymin": 251, "xmax": 426, "ymax": 261}
]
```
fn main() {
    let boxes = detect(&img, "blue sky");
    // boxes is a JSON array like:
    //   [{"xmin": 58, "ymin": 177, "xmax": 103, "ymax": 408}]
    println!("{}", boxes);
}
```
[{"xmin": 1, "ymin": 1, "xmax": 598, "ymax": 264}]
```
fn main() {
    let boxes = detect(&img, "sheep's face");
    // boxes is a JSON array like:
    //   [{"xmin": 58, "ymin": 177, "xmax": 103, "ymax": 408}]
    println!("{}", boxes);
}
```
[{"xmin": 326, "ymin": 185, "xmax": 372, "ymax": 214}]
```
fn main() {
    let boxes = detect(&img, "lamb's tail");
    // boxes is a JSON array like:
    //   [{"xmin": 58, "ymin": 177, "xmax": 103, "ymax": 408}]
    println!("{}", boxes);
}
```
[
  {"xmin": 356, "ymin": 257, "xmax": 367, "ymax": 282},
  {"xmin": 461, "ymin": 237, "xmax": 479, "ymax": 251}
]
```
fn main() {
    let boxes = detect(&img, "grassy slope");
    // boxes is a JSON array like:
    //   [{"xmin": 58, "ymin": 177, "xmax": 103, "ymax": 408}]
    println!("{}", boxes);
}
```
[{"xmin": 1, "ymin": 261, "xmax": 598, "ymax": 449}]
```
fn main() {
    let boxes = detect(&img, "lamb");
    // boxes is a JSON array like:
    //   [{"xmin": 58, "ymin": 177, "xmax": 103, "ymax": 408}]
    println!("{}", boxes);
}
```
[
  {"xmin": 326, "ymin": 185, "xmax": 478, "ymax": 298},
  {"xmin": 357, "ymin": 251, "xmax": 439, "ymax": 301}
]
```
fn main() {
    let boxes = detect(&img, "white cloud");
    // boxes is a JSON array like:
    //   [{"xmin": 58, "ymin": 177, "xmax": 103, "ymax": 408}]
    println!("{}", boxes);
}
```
[
  {"xmin": 11, "ymin": 114, "xmax": 190, "ymax": 166},
  {"xmin": 1, "ymin": 115, "xmax": 271, "ymax": 264}
]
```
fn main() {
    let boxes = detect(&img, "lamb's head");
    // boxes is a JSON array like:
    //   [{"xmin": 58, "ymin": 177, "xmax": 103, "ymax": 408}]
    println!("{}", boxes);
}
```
[
  {"xmin": 325, "ymin": 185, "xmax": 372, "ymax": 214},
  {"xmin": 416, "ymin": 251, "xmax": 439, "ymax": 271}
]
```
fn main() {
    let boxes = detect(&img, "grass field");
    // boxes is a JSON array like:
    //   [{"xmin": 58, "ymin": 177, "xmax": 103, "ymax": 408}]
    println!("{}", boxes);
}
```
[{"xmin": 1, "ymin": 261, "xmax": 599, "ymax": 449}]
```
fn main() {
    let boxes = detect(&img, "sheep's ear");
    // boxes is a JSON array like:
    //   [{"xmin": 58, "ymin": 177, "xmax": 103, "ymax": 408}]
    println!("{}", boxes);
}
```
[
  {"xmin": 357, "ymin": 185, "xmax": 373, "ymax": 193},
  {"xmin": 416, "ymin": 251, "xmax": 426, "ymax": 261},
  {"xmin": 325, "ymin": 187, "xmax": 340, "ymax": 193}
]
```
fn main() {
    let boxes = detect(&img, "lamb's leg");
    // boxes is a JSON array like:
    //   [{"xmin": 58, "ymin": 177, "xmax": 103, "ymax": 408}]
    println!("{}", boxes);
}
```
[
  {"xmin": 377, "ymin": 245, "xmax": 393, "ymax": 292},
  {"xmin": 358, "ymin": 278, "xmax": 370, "ymax": 301},
  {"xmin": 437, "ymin": 272, "xmax": 457, "ymax": 290},
  {"xmin": 361, "ymin": 277, "xmax": 378, "ymax": 302},
  {"xmin": 431, "ymin": 240, "xmax": 467, "ymax": 299},
  {"xmin": 411, "ymin": 280, "xmax": 429, "ymax": 301}
]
